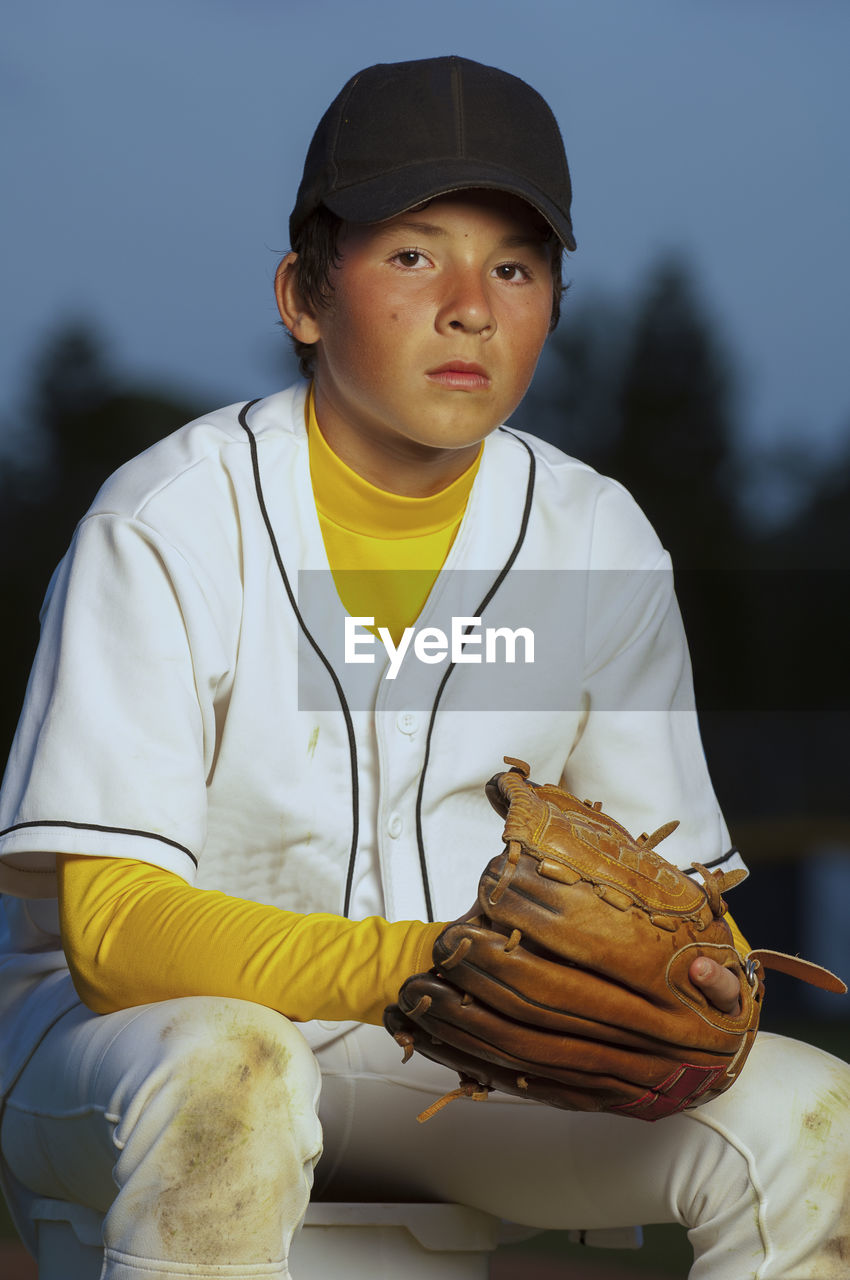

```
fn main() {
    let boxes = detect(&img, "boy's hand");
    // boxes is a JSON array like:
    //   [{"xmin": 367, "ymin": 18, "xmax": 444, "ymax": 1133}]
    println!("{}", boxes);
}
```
[{"xmin": 690, "ymin": 956, "xmax": 742, "ymax": 1015}]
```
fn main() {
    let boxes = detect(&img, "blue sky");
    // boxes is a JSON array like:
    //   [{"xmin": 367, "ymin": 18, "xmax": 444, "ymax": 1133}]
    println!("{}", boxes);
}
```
[{"xmin": 3, "ymin": 0, "xmax": 849, "ymax": 464}]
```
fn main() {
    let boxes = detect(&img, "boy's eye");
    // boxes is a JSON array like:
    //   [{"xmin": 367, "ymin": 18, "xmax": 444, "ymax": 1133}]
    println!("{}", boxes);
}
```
[
  {"xmin": 493, "ymin": 262, "xmax": 530, "ymax": 282},
  {"xmin": 391, "ymin": 249, "xmax": 430, "ymax": 269}
]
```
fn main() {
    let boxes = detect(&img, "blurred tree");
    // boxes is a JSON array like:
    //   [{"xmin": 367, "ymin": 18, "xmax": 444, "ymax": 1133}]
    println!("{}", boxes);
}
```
[
  {"xmin": 611, "ymin": 259, "xmax": 753, "ymax": 715},
  {"xmin": 760, "ymin": 426, "xmax": 850, "ymax": 572},
  {"xmin": 31, "ymin": 322, "xmax": 117, "ymax": 455},
  {"xmin": 0, "ymin": 320, "xmax": 205, "ymax": 757},
  {"xmin": 729, "ymin": 429, "xmax": 850, "ymax": 818},
  {"xmin": 610, "ymin": 257, "xmax": 743, "ymax": 570},
  {"xmin": 513, "ymin": 294, "xmax": 626, "ymax": 469}
]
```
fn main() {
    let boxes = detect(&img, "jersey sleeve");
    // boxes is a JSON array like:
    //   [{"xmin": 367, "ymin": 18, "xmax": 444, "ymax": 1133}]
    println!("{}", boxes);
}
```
[
  {"xmin": 0, "ymin": 512, "xmax": 231, "ymax": 895},
  {"xmin": 563, "ymin": 481, "xmax": 746, "ymax": 883},
  {"xmin": 58, "ymin": 853, "xmax": 442, "ymax": 1024}
]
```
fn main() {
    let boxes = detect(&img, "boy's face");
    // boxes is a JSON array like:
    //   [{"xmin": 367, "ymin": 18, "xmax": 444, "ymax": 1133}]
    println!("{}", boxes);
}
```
[{"xmin": 281, "ymin": 191, "xmax": 556, "ymax": 491}]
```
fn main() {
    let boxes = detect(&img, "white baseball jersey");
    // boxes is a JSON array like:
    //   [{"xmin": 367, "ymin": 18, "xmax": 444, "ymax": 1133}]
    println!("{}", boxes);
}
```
[{"xmin": 0, "ymin": 380, "xmax": 743, "ymax": 1096}]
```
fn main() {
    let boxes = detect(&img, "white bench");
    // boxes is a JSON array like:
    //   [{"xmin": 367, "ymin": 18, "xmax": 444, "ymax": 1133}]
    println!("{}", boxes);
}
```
[{"xmin": 30, "ymin": 1195, "xmax": 642, "ymax": 1278}]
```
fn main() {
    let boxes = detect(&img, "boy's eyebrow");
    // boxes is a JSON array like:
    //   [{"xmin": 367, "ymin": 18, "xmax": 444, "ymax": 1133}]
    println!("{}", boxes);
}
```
[
  {"xmin": 384, "ymin": 219, "xmax": 549, "ymax": 250},
  {"xmin": 499, "ymin": 232, "xmax": 550, "ymax": 251},
  {"xmin": 390, "ymin": 219, "xmax": 449, "ymax": 237}
]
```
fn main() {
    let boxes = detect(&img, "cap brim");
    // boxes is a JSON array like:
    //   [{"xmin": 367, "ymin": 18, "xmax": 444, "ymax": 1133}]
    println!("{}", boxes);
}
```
[{"xmin": 321, "ymin": 161, "xmax": 576, "ymax": 252}]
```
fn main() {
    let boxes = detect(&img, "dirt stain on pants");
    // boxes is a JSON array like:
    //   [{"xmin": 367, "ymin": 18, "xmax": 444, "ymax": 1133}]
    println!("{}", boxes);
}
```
[{"xmin": 148, "ymin": 1010, "xmax": 320, "ymax": 1267}]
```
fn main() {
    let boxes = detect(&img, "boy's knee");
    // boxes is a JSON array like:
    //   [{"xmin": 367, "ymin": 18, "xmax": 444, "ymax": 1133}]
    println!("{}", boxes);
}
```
[
  {"xmin": 114, "ymin": 997, "xmax": 323, "ymax": 1177},
  {"xmin": 155, "ymin": 996, "xmax": 321, "ymax": 1113},
  {"xmin": 107, "ymin": 999, "xmax": 323, "ymax": 1263}
]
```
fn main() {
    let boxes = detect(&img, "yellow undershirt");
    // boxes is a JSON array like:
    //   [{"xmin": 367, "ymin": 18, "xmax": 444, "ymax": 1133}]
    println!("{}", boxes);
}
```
[
  {"xmin": 58, "ymin": 388, "xmax": 748, "ymax": 1022},
  {"xmin": 308, "ymin": 384, "xmax": 481, "ymax": 643}
]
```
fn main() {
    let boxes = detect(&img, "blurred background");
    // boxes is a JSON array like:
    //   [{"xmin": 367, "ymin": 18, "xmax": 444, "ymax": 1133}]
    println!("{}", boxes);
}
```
[{"xmin": 1, "ymin": 2, "xmax": 848, "ymax": 1275}]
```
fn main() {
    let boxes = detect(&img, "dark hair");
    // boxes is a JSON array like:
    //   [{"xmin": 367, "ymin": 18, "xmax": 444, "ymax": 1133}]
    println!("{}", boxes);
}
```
[{"xmin": 283, "ymin": 203, "xmax": 567, "ymax": 381}]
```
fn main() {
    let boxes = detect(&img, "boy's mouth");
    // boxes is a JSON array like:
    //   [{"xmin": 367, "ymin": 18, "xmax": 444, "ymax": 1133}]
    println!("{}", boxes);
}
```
[{"xmin": 426, "ymin": 361, "xmax": 491, "ymax": 391}]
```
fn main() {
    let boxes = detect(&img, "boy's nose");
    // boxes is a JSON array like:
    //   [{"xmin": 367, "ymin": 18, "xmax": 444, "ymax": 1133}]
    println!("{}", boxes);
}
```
[{"xmin": 436, "ymin": 270, "xmax": 496, "ymax": 337}]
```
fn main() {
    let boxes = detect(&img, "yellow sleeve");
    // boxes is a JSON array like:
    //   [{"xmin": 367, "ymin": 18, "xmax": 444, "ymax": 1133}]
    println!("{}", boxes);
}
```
[
  {"xmin": 724, "ymin": 911, "xmax": 751, "ymax": 958},
  {"xmin": 57, "ymin": 854, "xmax": 443, "ymax": 1025}
]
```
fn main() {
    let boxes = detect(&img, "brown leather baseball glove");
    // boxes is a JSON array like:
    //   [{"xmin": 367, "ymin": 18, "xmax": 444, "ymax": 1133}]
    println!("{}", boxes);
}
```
[{"xmin": 384, "ymin": 758, "xmax": 845, "ymax": 1122}]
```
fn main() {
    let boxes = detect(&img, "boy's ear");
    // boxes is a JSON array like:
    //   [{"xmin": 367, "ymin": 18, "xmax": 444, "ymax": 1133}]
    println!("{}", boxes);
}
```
[{"xmin": 274, "ymin": 252, "xmax": 322, "ymax": 344}]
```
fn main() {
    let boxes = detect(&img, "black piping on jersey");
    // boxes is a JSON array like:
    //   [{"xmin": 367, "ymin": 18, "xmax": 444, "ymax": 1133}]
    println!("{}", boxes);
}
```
[
  {"xmin": 684, "ymin": 849, "xmax": 742, "ymax": 877},
  {"xmin": 0, "ymin": 819, "xmax": 198, "ymax": 867},
  {"xmin": 237, "ymin": 399, "xmax": 362, "ymax": 917},
  {"xmin": 415, "ymin": 427, "xmax": 537, "ymax": 922}
]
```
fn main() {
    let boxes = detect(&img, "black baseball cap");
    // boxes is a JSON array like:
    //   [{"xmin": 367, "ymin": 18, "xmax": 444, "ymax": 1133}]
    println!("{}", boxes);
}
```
[{"xmin": 289, "ymin": 56, "xmax": 576, "ymax": 252}]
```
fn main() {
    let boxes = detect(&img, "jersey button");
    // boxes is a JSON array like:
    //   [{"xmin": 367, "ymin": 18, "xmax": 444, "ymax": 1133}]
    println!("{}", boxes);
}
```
[
  {"xmin": 396, "ymin": 711, "xmax": 419, "ymax": 736},
  {"xmin": 387, "ymin": 813, "xmax": 403, "ymax": 839}
]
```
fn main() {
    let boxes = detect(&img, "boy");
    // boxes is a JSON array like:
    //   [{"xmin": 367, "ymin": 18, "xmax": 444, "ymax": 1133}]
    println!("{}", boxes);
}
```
[{"xmin": 0, "ymin": 55, "xmax": 847, "ymax": 1279}]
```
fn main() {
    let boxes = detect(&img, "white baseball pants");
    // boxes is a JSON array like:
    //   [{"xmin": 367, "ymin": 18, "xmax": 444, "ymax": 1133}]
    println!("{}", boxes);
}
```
[{"xmin": 1, "ymin": 991, "xmax": 848, "ymax": 1279}]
